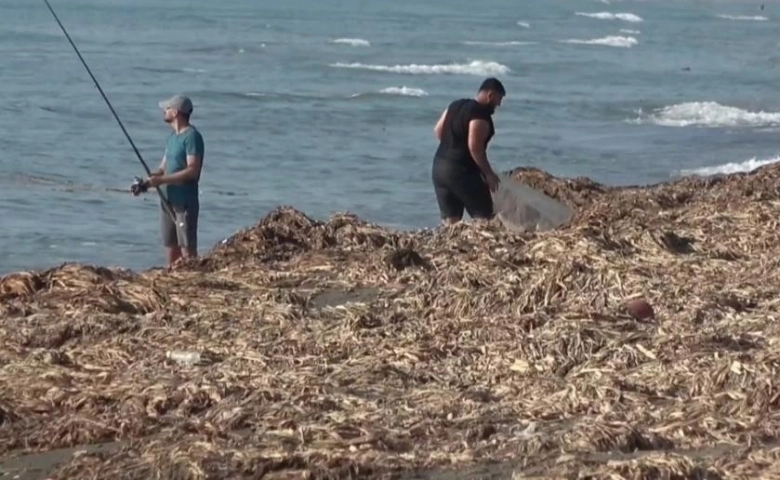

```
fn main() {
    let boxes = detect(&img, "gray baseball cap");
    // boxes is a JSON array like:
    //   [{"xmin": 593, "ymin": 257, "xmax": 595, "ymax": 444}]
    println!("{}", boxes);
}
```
[{"xmin": 158, "ymin": 94, "xmax": 193, "ymax": 114}]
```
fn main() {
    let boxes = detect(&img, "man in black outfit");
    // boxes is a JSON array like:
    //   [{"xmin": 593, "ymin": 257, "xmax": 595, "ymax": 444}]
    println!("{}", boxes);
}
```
[{"xmin": 431, "ymin": 77, "xmax": 506, "ymax": 225}]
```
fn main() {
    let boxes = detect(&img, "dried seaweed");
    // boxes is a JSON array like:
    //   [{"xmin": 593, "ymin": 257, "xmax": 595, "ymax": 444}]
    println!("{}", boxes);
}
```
[{"xmin": 3, "ymin": 164, "xmax": 780, "ymax": 479}]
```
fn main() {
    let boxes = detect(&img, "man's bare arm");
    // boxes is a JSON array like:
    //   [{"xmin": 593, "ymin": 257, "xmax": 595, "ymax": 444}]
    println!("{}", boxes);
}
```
[
  {"xmin": 467, "ymin": 119, "xmax": 495, "ymax": 176},
  {"xmin": 433, "ymin": 108, "xmax": 448, "ymax": 140},
  {"xmin": 155, "ymin": 154, "xmax": 202, "ymax": 185},
  {"xmin": 151, "ymin": 156, "xmax": 166, "ymax": 177}
]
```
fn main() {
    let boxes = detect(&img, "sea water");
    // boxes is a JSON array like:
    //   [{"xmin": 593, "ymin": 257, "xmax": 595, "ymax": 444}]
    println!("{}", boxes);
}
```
[{"xmin": 0, "ymin": 0, "xmax": 777, "ymax": 274}]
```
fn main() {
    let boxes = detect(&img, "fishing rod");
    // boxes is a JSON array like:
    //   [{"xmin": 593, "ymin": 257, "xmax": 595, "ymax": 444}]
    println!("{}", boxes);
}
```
[{"xmin": 42, "ymin": 0, "xmax": 184, "ymax": 231}]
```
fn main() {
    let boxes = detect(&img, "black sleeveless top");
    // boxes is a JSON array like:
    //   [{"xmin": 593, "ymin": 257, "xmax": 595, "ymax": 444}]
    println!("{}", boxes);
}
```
[{"xmin": 434, "ymin": 98, "xmax": 495, "ymax": 170}]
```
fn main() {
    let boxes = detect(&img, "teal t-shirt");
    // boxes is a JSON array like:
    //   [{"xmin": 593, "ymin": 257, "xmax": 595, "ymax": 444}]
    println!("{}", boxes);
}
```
[{"xmin": 163, "ymin": 126, "xmax": 204, "ymax": 206}]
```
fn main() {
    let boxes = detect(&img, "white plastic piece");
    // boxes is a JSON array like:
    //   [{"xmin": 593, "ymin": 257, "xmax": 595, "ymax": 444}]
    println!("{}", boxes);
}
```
[{"xmin": 166, "ymin": 350, "xmax": 204, "ymax": 366}]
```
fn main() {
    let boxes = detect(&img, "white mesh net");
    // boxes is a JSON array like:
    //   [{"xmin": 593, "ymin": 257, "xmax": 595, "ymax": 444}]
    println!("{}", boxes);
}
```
[{"xmin": 491, "ymin": 172, "xmax": 574, "ymax": 232}]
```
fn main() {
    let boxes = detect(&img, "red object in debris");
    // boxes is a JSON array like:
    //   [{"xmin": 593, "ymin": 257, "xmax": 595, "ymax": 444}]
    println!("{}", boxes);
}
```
[{"xmin": 625, "ymin": 298, "xmax": 655, "ymax": 320}]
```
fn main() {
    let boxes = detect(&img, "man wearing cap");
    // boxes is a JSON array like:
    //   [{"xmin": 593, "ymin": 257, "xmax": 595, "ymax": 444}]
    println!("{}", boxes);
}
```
[{"xmin": 137, "ymin": 94, "xmax": 205, "ymax": 267}]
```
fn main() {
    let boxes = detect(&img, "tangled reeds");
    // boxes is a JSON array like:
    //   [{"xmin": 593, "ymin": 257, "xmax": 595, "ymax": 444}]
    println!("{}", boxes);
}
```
[{"xmin": 3, "ymin": 164, "xmax": 780, "ymax": 479}]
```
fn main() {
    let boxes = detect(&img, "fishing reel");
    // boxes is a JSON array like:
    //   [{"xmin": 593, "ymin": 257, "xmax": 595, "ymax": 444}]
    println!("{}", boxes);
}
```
[{"xmin": 130, "ymin": 176, "xmax": 149, "ymax": 196}]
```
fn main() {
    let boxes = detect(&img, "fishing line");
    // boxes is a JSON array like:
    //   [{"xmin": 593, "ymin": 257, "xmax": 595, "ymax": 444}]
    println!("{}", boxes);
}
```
[{"xmin": 42, "ymin": 0, "xmax": 184, "ymax": 230}]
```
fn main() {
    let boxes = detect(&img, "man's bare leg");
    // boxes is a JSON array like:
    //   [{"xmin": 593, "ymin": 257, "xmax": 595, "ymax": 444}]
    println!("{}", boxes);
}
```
[{"xmin": 166, "ymin": 246, "xmax": 182, "ymax": 267}]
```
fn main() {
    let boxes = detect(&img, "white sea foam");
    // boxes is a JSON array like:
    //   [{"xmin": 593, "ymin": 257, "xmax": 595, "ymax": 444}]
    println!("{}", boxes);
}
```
[
  {"xmin": 562, "ymin": 36, "xmax": 638, "ymax": 48},
  {"xmin": 329, "ymin": 38, "xmax": 371, "ymax": 47},
  {"xmin": 330, "ymin": 60, "xmax": 510, "ymax": 76},
  {"xmin": 620, "ymin": 29, "xmax": 641, "ymax": 34},
  {"xmin": 636, "ymin": 102, "xmax": 780, "ymax": 128},
  {"xmin": 679, "ymin": 155, "xmax": 780, "ymax": 177},
  {"xmin": 462, "ymin": 40, "xmax": 535, "ymax": 46},
  {"xmin": 517, "ymin": 21, "xmax": 530, "ymax": 28},
  {"xmin": 575, "ymin": 12, "xmax": 643, "ymax": 22},
  {"xmin": 716, "ymin": 14, "xmax": 768, "ymax": 21},
  {"xmin": 379, "ymin": 86, "xmax": 428, "ymax": 97}
]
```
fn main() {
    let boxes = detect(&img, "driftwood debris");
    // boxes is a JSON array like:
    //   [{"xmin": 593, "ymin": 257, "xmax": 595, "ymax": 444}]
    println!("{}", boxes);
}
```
[{"xmin": 2, "ymin": 164, "xmax": 780, "ymax": 479}]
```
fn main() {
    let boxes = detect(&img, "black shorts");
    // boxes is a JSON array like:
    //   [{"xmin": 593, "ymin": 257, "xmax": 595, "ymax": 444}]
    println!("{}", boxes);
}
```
[{"xmin": 431, "ymin": 157, "xmax": 494, "ymax": 220}]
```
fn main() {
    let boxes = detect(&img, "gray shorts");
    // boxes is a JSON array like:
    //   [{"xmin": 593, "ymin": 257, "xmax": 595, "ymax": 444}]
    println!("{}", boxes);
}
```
[{"xmin": 160, "ymin": 202, "xmax": 198, "ymax": 250}]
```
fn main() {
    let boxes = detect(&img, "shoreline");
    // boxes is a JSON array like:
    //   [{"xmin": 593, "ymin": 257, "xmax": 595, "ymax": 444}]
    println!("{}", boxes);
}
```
[
  {"xmin": 0, "ymin": 164, "xmax": 754, "ymax": 279},
  {"xmin": 2, "ymin": 164, "xmax": 780, "ymax": 479}
]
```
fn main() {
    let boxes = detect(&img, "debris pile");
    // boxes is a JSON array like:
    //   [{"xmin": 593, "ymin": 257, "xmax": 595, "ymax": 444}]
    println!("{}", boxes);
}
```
[{"xmin": 2, "ymin": 164, "xmax": 780, "ymax": 479}]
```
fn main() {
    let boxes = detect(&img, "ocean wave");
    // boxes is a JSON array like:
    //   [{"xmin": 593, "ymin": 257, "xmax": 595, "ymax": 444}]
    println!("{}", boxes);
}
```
[
  {"xmin": 716, "ymin": 14, "xmax": 768, "ymax": 21},
  {"xmin": 379, "ymin": 86, "xmax": 428, "ymax": 97},
  {"xmin": 634, "ymin": 101, "xmax": 780, "ymax": 128},
  {"xmin": 562, "ymin": 36, "xmax": 638, "ymax": 48},
  {"xmin": 575, "ymin": 12, "xmax": 643, "ymax": 22},
  {"xmin": 182, "ymin": 44, "xmax": 265, "ymax": 54},
  {"xmin": 329, "ymin": 38, "xmax": 371, "ymax": 47},
  {"xmin": 198, "ymin": 91, "xmax": 332, "ymax": 103},
  {"xmin": 679, "ymin": 155, "xmax": 780, "ymax": 177},
  {"xmin": 620, "ymin": 29, "xmax": 641, "ymax": 34},
  {"xmin": 242, "ymin": 88, "xmax": 428, "ymax": 101},
  {"xmin": 137, "ymin": 66, "xmax": 209, "ymax": 74},
  {"xmin": 517, "ymin": 21, "xmax": 530, "ymax": 28},
  {"xmin": 330, "ymin": 60, "xmax": 510, "ymax": 76},
  {"xmin": 462, "ymin": 40, "xmax": 535, "ymax": 46}
]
